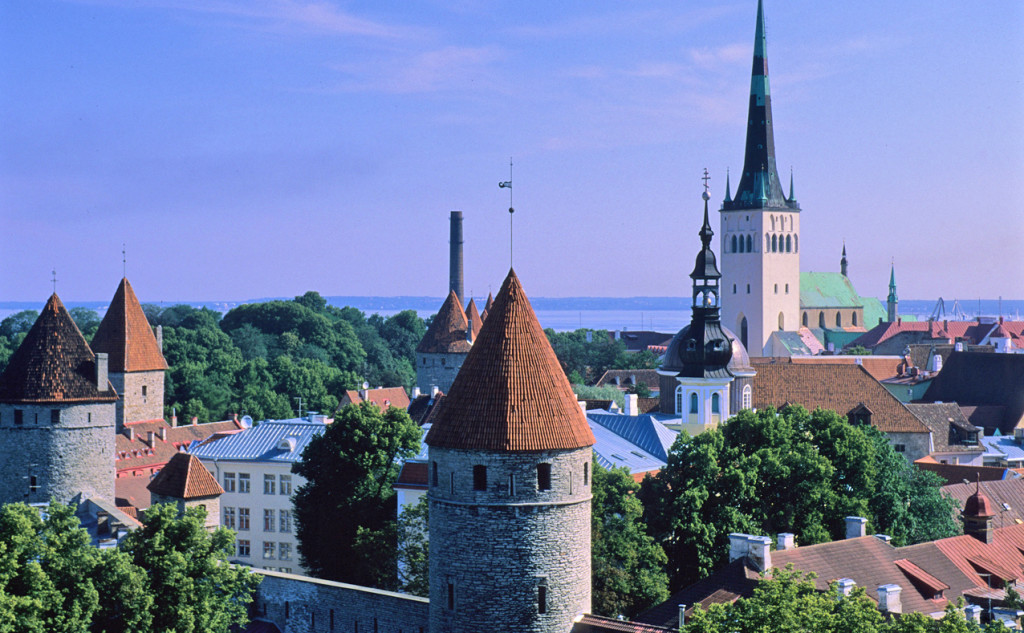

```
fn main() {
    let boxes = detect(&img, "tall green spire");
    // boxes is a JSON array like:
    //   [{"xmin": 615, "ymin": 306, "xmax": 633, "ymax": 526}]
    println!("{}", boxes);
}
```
[
  {"xmin": 723, "ymin": 169, "xmax": 732, "ymax": 203},
  {"xmin": 888, "ymin": 264, "xmax": 898, "ymax": 303}
]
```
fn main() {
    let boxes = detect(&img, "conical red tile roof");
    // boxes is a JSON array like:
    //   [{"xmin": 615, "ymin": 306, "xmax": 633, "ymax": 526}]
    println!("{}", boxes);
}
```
[
  {"xmin": 426, "ymin": 269, "xmax": 594, "ymax": 452},
  {"xmin": 465, "ymin": 298, "xmax": 483, "ymax": 340},
  {"xmin": 148, "ymin": 453, "xmax": 224, "ymax": 499},
  {"xmin": 90, "ymin": 278, "xmax": 168, "ymax": 373},
  {"xmin": 416, "ymin": 290, "xmax": 471, "ymax": 354},
  {"xmin": 480, "ymin": 292, "xmax": 494, "ymax": 322},
  {"xmin": 0, "ymin": 294, "xmax": 117, "ymax": 403}
]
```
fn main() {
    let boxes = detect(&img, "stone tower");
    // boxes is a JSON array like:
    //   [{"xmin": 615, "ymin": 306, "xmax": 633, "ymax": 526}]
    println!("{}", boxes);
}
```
[
  {"xmin": 659, "ymin": 187, "xmax": 755, "ymax": 422},
  {"xmin": 719, "ymin": 0, "xmax": 801, "ymax": 355},
  {"xmin": 887, "ymin": 264, "xmax": 899, "ymax": 323},
  {"xmin": 0, "ymin": 294, "xmax": 117, "ymax": 505},
  {"xmin": 426, "ymin": 269, "xmax": 595, "ymax": 633},
  {"xmin": 415, "ymin": 290, "xmax": 472, "ymax": 394},
  {"xmin": 90, "ymin": 277, "xmax": 168, "ymax": 430}
]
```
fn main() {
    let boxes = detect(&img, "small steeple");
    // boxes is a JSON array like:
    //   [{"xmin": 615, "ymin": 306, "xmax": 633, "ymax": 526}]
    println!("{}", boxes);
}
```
[
  {"xmin": 691, "ymin": 170, "xmax": 722, "ymax": 303},
  {"xmin": 788, "ymin": 168, "xmax": 796, "ymax": 203},
  {"xmin": 840, "ymin": 242, "xmax": 848, "ymax": 277},
  {"xmin": 887, "ymin": 261, "xmax": 899, "ymax": 323},
  {"xmin": 723, "ymin": 169, "xmax": 732, "ymax": 203}
]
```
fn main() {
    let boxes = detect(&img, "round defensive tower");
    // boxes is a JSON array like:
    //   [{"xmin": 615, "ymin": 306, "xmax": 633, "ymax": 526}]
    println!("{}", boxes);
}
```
[
  {"xmin": 426, "ymin": 269, "xmax": 595, "ymax": 633},
  {"xmin": 0, "ymin": 294, "xmax": 117, "ymax": 505}
]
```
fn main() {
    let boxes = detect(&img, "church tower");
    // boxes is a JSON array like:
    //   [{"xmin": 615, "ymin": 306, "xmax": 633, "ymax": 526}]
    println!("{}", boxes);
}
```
[
  {"xmin": 887, "ymin": 264, "xmax": 899, "ymax": 323},
  {"xmin": 90, "ymin": 278, "xmax": 168, "ymax": 430},
  {"xmin": 720, "ymin": 0, "xmax": 801, "ymax": 355},
  {"xmin": 0, "ymin": 294, "xmax": 117, "ymax": 505},
  {"xmin": 426, "ymin": 269, "xmax": 595, "ymax": 633}
]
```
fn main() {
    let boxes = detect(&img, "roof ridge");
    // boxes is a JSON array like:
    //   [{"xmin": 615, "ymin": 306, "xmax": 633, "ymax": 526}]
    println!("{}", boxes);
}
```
[{"xmin": 90, "ymin": 278, "xmax": 168, "ymax": 372}]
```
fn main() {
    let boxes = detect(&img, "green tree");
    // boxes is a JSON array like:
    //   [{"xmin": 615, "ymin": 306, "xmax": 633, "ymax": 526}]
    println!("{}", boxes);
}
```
[
  {"xmin": 572, "ymin": 384, "xmax": 626, "ymax": 410},
  {"xmin": 590, "ymin": 463, "xmax": 669, "ymax": 618},
  {"xmin": 627, "ymin": 381, "xmax": 652, "ymax": 398},
  {"xmin": 292, "ymin": 402, "xmax": 422, "ymax": 587},
  {"xmin": 395, "ymin": 495, "xmax": 430, "ymax": 597},
  {"xmin": 120, "ymin": 503, "xmax": 260, "ymax": 633},
  {"xmin": 843, "ymin": 345, "xmax": 873, "ymax": 356},
  {"xmin": 0, "ymin": 309, "xmax": 39, "ymax": 339},
  {"xmin": 68, "ymin": 307, "xmax": 101, "ymax": 341}
]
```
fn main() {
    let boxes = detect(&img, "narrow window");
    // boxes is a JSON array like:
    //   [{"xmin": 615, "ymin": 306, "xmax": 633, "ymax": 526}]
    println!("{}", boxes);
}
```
[
  {"xmin": 264, "ymin": 509, "xmax": 275, "ymax": 531},
  {"xmin": 746, "ymin": 235, "xmax": 753, "ymax": 252},
  {"xmin": 285, "ymin": 601, "xmax": 289, "ymax": 619},
  {"xmin": 449, "ymin": 472, "xmax": 454, "ymax": 495},
  {"xmin": 836, "ymin": 312, "xmax": 842, "ymax": 327},
  {"xmin": 819, "ymin": 312, "xmax": 826, "ymax": 328},
  {"xmin": 14, "ymin": 410, "xmax": 23, "ymax": 425},
  {"xmin": 786, "ymin": 235, "xmax": 792, "ymax": 252},
  {"xmin": 29, "ymin": 475, "xmax": 37, "ymax": 493},
  {"xmin": 778, "ymin": 312, "xmax": 785, "ymax": 330},
  {"xmin": 733, "ymin": 284, "xmax": 737, "ymax": 294},
  {"xmin": 432, "ymin": 461, "xmax": 438, "ymax": 487},
  {"xmin": 742, "ymin": 385, "xmax": 752, "ymax": 410},
  {"xmin": 473, "ymin": 465, "xmax": 487, "ymax": 491},
  {"xmin": 746, "ymin": 284, "xmax": 751, "ymax": 294},
  {"xmin": 448, "ymin": 582, "xmax": 455, "ymax": 610},
  {"xmin": 374, "ymin": 618, "xmax": 378, "ymax": 633},
  {"xmin": 569, "ymin": 471, "xmax": 574, "ymax": 495},
  {"xmin": 537, "ymin": 463, "xmax": 552, "ymax": 491},
  {"xmin": 509, "ymin": 474, "xmax": 515, "ymax": 496},
  {"xmin": 538, "ymin": 586, "xmax": 548, "ymax": 614},
  {"xmin": 852, "ymin": 312, "xmax": 859, "ymax": 326},
  {"xmin": 583, "ymin": 462, "xmax": 589, "ymax": 486},
  {"xmin": 712, "ymin": 393, "xmax": 721, "ymax": 414},
  {"xmin": 731, "ymin": 235, "xmax": 737, "ymax": 252},
  {"xmin": 785, "ymin": 283, "xmax": 789, "ymax": 294},
  {"xmin": 311, "ymin": 613, "xmax": 315, "ymax": 628},
  {"xmin": 675, "ymin": 385, "xmax": 684, "ymax": 415},
  {"xmin": 689, "ymin": 393, "xmax": 699, "ymax": 414},
  {"xmin": 774, "ymin": 283, "xmax": 778, "ymax": 294},
  {"xmin": 330, "ymin": 609, "xmax": 335, "ymax": 631},
  {"xmin": 50, "ymin": 409, "xmax": 60, "ymax": 424},
  {"xmin": 803, "ymin": 313, "xmax": 808, "ymax": 327},
  {"xmin": 772, "ymin": 234, "xmax": 778, "ymax": 252},
  {"xmin": 87, "ymin": 412, "xmax": 91, "ymax": 423},
  {"xmin": 142, "ymin": 385, "xmax": 148, "ymax": 397}
]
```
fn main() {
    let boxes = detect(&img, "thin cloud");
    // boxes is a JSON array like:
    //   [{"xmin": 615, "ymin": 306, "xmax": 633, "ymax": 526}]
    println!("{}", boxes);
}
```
[{"xmin": 327, "ymin": 45, "xmax": 505, "ymax": 94}]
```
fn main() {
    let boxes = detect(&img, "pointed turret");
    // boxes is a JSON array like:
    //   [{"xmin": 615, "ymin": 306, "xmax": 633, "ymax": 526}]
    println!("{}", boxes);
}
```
[
  {"xmin": 481, "ymin": 292, "xmax": 494, "ymax": 322},
  {"xmin": 465, "ymin": 298, "xmax": 483, "ymax": 341},
  {"xmin": 0, "ymin": 294, "xmax": 116, "ymax": 403},
  {"xmin": 91, "ymin": 278, "xmax": 168, "ymax": 373},
  {"xmin": 887, "ymin": 263, "xmax": 899, "ymax": 323},
  {"xmin": 788, "ymin": 170, "xmax": 797, "ymax": 203},
  {"xmin": 723, "ymin": 0, "xmax": 798, "ymax": 211},
  {"xmin": 417, "ymin": 291, "xmax": 471, "ymax": 354},
  {"xmin": 426, "ymin": 270, "xmax": 594, "ymax": 452},
  {"xmin": 723, "ymin": 170, "xmax": 732, "ymax": 203},
  {"xmin": 841, "ymin": 243, "xmax": 848, "ymax": 277}
]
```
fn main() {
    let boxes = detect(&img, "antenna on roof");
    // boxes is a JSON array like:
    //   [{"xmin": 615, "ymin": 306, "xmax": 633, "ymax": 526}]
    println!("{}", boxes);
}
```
[
  {"xmin": 51, "ymin": 269, "xmax": 57, "ymax": 294},
  {"xmin": 498, "ymin": 157, "xmax": 513, "ymax": 267},
  {"xmin": 294, "ymin": 396, "xmax": 304, "ymax": 419}
]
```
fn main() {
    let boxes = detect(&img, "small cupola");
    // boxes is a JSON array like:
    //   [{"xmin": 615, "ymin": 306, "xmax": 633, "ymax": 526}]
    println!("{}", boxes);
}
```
[{"xmin": 963, "ymin": 478, "xmax": 996, "ymax": 543}]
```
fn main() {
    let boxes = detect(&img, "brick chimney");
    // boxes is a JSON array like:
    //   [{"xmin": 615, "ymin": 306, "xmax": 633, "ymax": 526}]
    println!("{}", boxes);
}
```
[{"xmin": 845, "ymin": 516, "xmax": 867, "ymax": 539}]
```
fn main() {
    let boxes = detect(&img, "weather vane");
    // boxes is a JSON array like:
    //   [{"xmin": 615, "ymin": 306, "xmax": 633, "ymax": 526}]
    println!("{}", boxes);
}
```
[
  {"xmin": 499, "ymin": 157, "xmax": 513, "ymax": 267},
  {"xmin": 51, "ymin": 269, "xmax": 58, "ymax": 294},
  {"xmin": 122, "ymin": 243, "xmax": 127, "ymax": 277},
  {"xmin": 702, "ymin": 167, "xmax": 711, "ymax": 201}
]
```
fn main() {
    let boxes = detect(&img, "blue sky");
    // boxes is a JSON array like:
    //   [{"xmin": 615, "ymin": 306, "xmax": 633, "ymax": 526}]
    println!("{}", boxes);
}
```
[{"xmin": 2, "ymin": 1, "xmax": 1022, "ymax": 303}]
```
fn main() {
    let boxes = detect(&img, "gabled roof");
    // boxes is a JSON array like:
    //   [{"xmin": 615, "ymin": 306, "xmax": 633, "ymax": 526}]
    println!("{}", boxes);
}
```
[
  {"xmin": 0, "ymin": 294, "xmax": 117, "ymax": 403},
  {"xmin": 147, "ymin": 453, "xmax": 224, "ymax": 499},
  {"xmin": 570, "ymin": 614, "xmax": 674, "ymax": 633},
  {"xmin": 749, "ymin": 362, "xmax": 928, "ymax": 433},
  {"xmin": 340, "ymin": 387, "xmax": 410, "ymax": 411},
  {"xmin": 416, "ymin": 290, "xmax": 471, "ymax": 354},
  {"xmin": 905, "ymin": 403, "xmax": 982, "ymax": 454},
  {"xmin": 190, "ymin": 417, "xmax": 328, "ymax": 463},
  {"xmin": 778, "ymin": 354, "xmax": 903, "ymax": 382},
  {"xmin": 115, "ymin": 419, "xmax": 245, "ymax": 474},
  {"xmin": 923, "ymin": 352, "xmax": 1024, "ymax": 435},
  {"xmin": 464, "ymin": 298, "xmax": 483, "ymax": 340},
  {"xmin": 425, "ymin": 269, "xmax": 595, "ymax": 452},
  {"xmin": 90, "ymin": 278, "xmax": 168, "ymax": 373}
]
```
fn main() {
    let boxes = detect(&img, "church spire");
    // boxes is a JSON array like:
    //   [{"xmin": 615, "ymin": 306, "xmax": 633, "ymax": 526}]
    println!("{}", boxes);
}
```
[
  {"xmin": 724, "ymin": 0, "xmax": 796, "ymax": 211},
  {"xmin": 887, "ymin": 261, "xmax": 899, "ymax": 322},
  {"xmin": 840, "ymin": 242, "xmax": 848, "ymax": 277}
]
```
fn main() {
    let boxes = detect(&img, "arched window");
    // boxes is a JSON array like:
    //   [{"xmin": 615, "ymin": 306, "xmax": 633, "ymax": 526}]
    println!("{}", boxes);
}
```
[
  {"xmin": 771, "ymin": 215, "xmax": 776, "ymax": 230},
  {"xmin": 731, "ymin": 235, "xmax": 738, "ymax": 252},
  {"xmin": 746, "ymin": 235, "xmax": 753, "ymax": 252},
  {"xmin": 772, "ymin": 234, "xmax": 778, "ymax": 252},
  {"xmin": 852, "ymin": 312, "xmax": 858, "ymax": 326},
  {"xmin": 711, "ymin": 393, "xmax": 720, "ymax": 414},
  {"xmin": 802, "ymin": 312, "xmax": 808, "ymax": 327},
  {"xmin": 818, "ymin": 312, "xmax": 826, "ymax": 328},
  {"xmin": 786, "ymin": 235, "xmax": 792, "ymax": 252},
  {"xmin": 742, "ymin": 385, "xmax": 752, "ymax": 410},
  {"xmin": 740, "ymin": 317, "xmax": 748, "ymax": 348},
  {"xmin": 675, "ymin": 385, "xmax": 684, "ymax": 415},
  {"xmin": 738, "ymin": 236, "xmax": 745, "ymax": 253},
  {"xmin": 689, "ymin": 393, "xmax": 699, "ymax": 415},
  {"xmin": 774, "ymin": 283, "xmax": 779, "ymax": 294},
  {"xmin": 794, "ymin": 236, "xmax": 798, "ymax": 252},
  {"xmin": 765, "ymin": 233, "xmax": 770, "ymax": 250},
  {"xmin": 778, "ymin": 312, "xmax": 785, "ymax": 330},
  {"xmin": 836, "ymin": 312, "xmax": 842, "ymax": 328}
]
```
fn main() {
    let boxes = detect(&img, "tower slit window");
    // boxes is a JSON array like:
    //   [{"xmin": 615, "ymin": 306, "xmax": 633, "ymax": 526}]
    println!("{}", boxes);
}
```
[
  {"xmin": 746, "ymin": 235, "xmax": 753, "ymax": 252},
  {"xmin": 50, "ymin": 409, "xmax": 60, "ymax": 424},
  {"xmin": 431, "ymin": 461, "xmax": 438, "ymax": 487},
  {"xmin": 537, "ymin": 463, "xmax": 552, "ymax": 491},
  {"xmin": 583, "ymin": 462, "xmax": 589, "ymax": 486},
  {"xmin": 473, "ymin": 465, "xmax": 487, "ymax": 491}
]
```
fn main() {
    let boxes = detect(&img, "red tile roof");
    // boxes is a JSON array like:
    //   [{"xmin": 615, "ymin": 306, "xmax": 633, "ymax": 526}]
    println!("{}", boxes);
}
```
[
  {"xmin": 394, "ymin": 461, "xmax": 428, "ymax": 489},
  {"xmin": 0, "ymin": 294, "xmax": 118, "ymax": 403},
  {"xmin": 465, "ymin": 298, "xmax": 483, "ymax": 340},
  {"xmin": 340, "ymin": 387, "xmax": 411, "ymax": 411},
  {"xmin": 750, "ymin": 362, "xmax": 929, "ymax": 433},
  {"xmin": 779, "ymin": 355, "xmax": 904, "ymax": 381},
  {"xmin": 851, "ymin": 319, "xmax": 1024, "ymax": 351},
  {"xmin": 416, "ymin": 290, "xmax": 471, "ymax": 354},
  {"xmin": 116, "ymin": 419, "xmax": 244, "ymax": 474},
  {"xmin": 147, "ymin": 452, "xmax": 224, "ymax": 499},
  {"xmin": 914, "ymin": 459, "xmax": 1015, "ymax": 486},
  {"xmin": 570, "ymin": 614, "xmax": 674, "ymax": 633},
  {"xmin": 425, "ymin": 269, "xmax": 595, "ymax": 452},
  {"xmin": 90, "ymin": 278, "xmax": 168, "ymax": 373}
]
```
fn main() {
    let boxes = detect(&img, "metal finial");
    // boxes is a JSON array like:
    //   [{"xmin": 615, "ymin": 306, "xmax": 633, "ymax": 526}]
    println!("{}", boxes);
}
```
[
  {"xmin": 51, "ymin": 269, "xmax": 58, "ymax": 294},
  {"xmin": 498, "ymin": 157, "xmax": 514, "ymax": 266},
  {"xmin": 122, "ymin": 243, "xmax": 127, "ymax": 277},
  {"xmin": 701, "ymin": 168, "xmax": 711, "ymax": 201}
]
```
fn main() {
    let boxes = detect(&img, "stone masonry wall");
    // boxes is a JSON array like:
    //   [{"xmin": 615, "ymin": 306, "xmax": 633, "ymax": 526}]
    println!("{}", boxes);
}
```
[
  {"xmin": 252, "ymin": 569, "xmax": 429, "ymax": 633},
  {"xmin": 109, "ymin": 370, "xmax": 165, "ymax": 429},
  {"xmin": 0, "ymin": 401, "xmax": 115, "ymax": 505},
  {"xmin": 428, "ymin": 446, "xmax": 592, "ymax": 633},
  {"xmin": 415, "ymin": 353, "xmax": 466, "ymax": 395},
  {"xmin": 886, "ymin": 431, "xmax": 931, "ymax": 464}
]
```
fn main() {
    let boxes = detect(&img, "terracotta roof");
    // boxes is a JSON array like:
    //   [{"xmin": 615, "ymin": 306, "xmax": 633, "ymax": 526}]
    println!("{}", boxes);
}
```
[
  {"xmin": 147, "ymin": 452, "xmax": 224, "ymax": 499},
  {"xmin": 483, "ymin": 292, "xmax": 494, "ymax": 313},
  {"xmin": 914, "ymin": 460, "xmax": 1015, "ymax": 486},
  {"xmin": 0, "ymin": 294, "xmax": 118, "ymax": 403},
  {"xmin": 749, "ymin": 362, "xmax": 929, "ymax": 433},
  {"xmin": 416, "ymin": 290, "xmax": 471, "ymax": 354},
  {"xmin": 116, "ymin": 419, "xmax": 244, "ymax": 474},
  {"xmin": 115, "ymin": 475, "xmax": 153, "ymax": 510},
  {"xmin": 90, "ymin": 278, "xmax": 168, "ymax": 373},
  {"xmin": 394, "ymin": 461, "xmax": 428, "ymax": 489},
  {"xmin": 570, "ymin": 614, "xmax": 674, "ymax": 633},
  {"xmin": 780, "ymin": 354, "xmax": 904, "ymax": 382},
  {"xmin": 905, "ymin": 403, "xmax": 982, "ymax": 454},
  {"xmin": 465, "ymin": 298, "xmax": 483, "ymax": 340},
  {"xmin": 851, "ymin": 319, "xmax": 1024, "ymax": 352},
  {"xmin": 425, "ymin": 269, "xmax": 595, "ymax": 452},
  {"xmin": 339, "ymin": 387, "xmax": 411, "ymax": 411},
  {"xmin": 943, "ymin": 478, "xmax": 1024, "ymax": 525}
]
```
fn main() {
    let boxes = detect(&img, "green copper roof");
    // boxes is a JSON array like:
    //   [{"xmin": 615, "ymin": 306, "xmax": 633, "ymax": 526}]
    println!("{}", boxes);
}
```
[
  {"xmin": 800, "ymin": 272, "xmax": 863, "ymax": 309},
  {"xmin": 862, "ymin": 298, "xmax": 887, "ymax": 328}
]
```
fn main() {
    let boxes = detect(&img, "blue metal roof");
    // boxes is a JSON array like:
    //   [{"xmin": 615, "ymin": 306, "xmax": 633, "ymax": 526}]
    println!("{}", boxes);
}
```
[
  {"xmin": 189, "ymin": 417, "xmax": 327, "ymax": 463},
  {"xmin": 589, "ymin": 421, "xmax": 665, "ymax": 474},
  {"xmin": 980, "ymin": 435, "xmax": 1024, "ymax": 465},
  {"xmin": 587, "ymin": 413, "xmax": 678, "ymax": 462}
]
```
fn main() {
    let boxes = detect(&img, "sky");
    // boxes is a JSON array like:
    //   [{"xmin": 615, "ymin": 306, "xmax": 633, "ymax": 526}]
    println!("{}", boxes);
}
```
[{"xmin": 2, "ymin": 1, "xmax": 1022, "ymax": 304}]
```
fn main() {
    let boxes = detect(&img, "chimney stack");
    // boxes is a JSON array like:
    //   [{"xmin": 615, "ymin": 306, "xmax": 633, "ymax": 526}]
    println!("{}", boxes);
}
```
[
  {"xmin": 877, "ymin": 584, "xmax": 902, "ymax": 614},
  {"xmin": 431, "ymin": 385, "xmax": 440, "ymax": 398},
  {"xmin": 412, "ymin": 386, "xmax": 421, "ymax": 399},
  {"xmin": 449, "ymin": 211, "xmax": 464, "ymax": 307},
  {"xmin": 95, "ymin": 352, "xmax": 108, "ymax": 390},
  {"xmin": 777, "ymin": 533, "xmax": 796, "ymax": 551},
  {"xmin": 746, "ymin": 536, "xmax": 772, "ymax": 572},
  {"xmin": 146, "ymin": 431, "xmax": 155, "ymax": 446},
  {"xmin": 728, "ymin": 533, "xmax": 749, "ymax": 563},
  {"xmin": 836, "ymin": 578, "xmax": 856, "ymax": 598},
  {"xmin": 625, "ymin": 393, "xmax": 638, "ymax": 416},
  {"xmin": 678, "ymin": 605, "xmax": 686, "ymax": 627},
  {"xmin": 964, "ymin": 604, "xmax": 982, "ymax": 624},
  {"xmin": 845, "ymin": 516, "xmax": 867, "ymax": 539},
  {"xmin": 125, "ymin": 427, "xmax": 134, "ymax": 441},
  {"xmin": 158, "ymin": 426, "xmax": 166, "ymax": 441}
]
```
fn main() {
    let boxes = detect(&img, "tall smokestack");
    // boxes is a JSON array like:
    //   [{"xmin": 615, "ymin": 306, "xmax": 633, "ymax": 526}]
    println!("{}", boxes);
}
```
[{"xmin": 449, "ymin": 211, "xmax": 464, "ymax": 306}]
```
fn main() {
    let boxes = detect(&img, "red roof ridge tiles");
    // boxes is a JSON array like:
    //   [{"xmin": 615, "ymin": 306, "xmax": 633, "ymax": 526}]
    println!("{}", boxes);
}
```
[
  {"xmin": 90, "ymin": 277, "xmax": 168, "ymax": 373},
  {"xmin": 426, "ymin": 269, "xmax": 595, "ymax": 452},
  {"xmin": 416, "ymin": 290, "xmax": 471, "ymax": 354},
  {"xmin": 0, "ymin": 294, "xmax": 118, "ymax": 403},
  {"xmin": 147, "ymin": 452, "xmax": 224, "ymax": 499}
]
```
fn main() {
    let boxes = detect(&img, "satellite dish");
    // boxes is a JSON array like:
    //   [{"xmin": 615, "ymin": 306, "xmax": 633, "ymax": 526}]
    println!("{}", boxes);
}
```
[
  {"xmin": 240, "ymin": 415, "xmax": 253, "ymax": 428},
  {"xmin": 362, "ymin": 381, "xmax": 369, "ymax": 390}
]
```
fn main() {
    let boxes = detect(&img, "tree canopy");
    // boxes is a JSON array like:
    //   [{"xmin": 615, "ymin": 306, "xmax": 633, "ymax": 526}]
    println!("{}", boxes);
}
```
[
  {"xmin": 292, "ymin": 402, "xmax": 422, "ymax": 588},
  {"xmin": 640, "ymin": 405, "xmax": 961, "ymax": 590},
  {"xmin": 545, "ymin": 328, "xmax": 659, "ymax": 385},
  {"xmin": 0, "ymin": 501, "xmax": 258, "ymax": 633}
]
